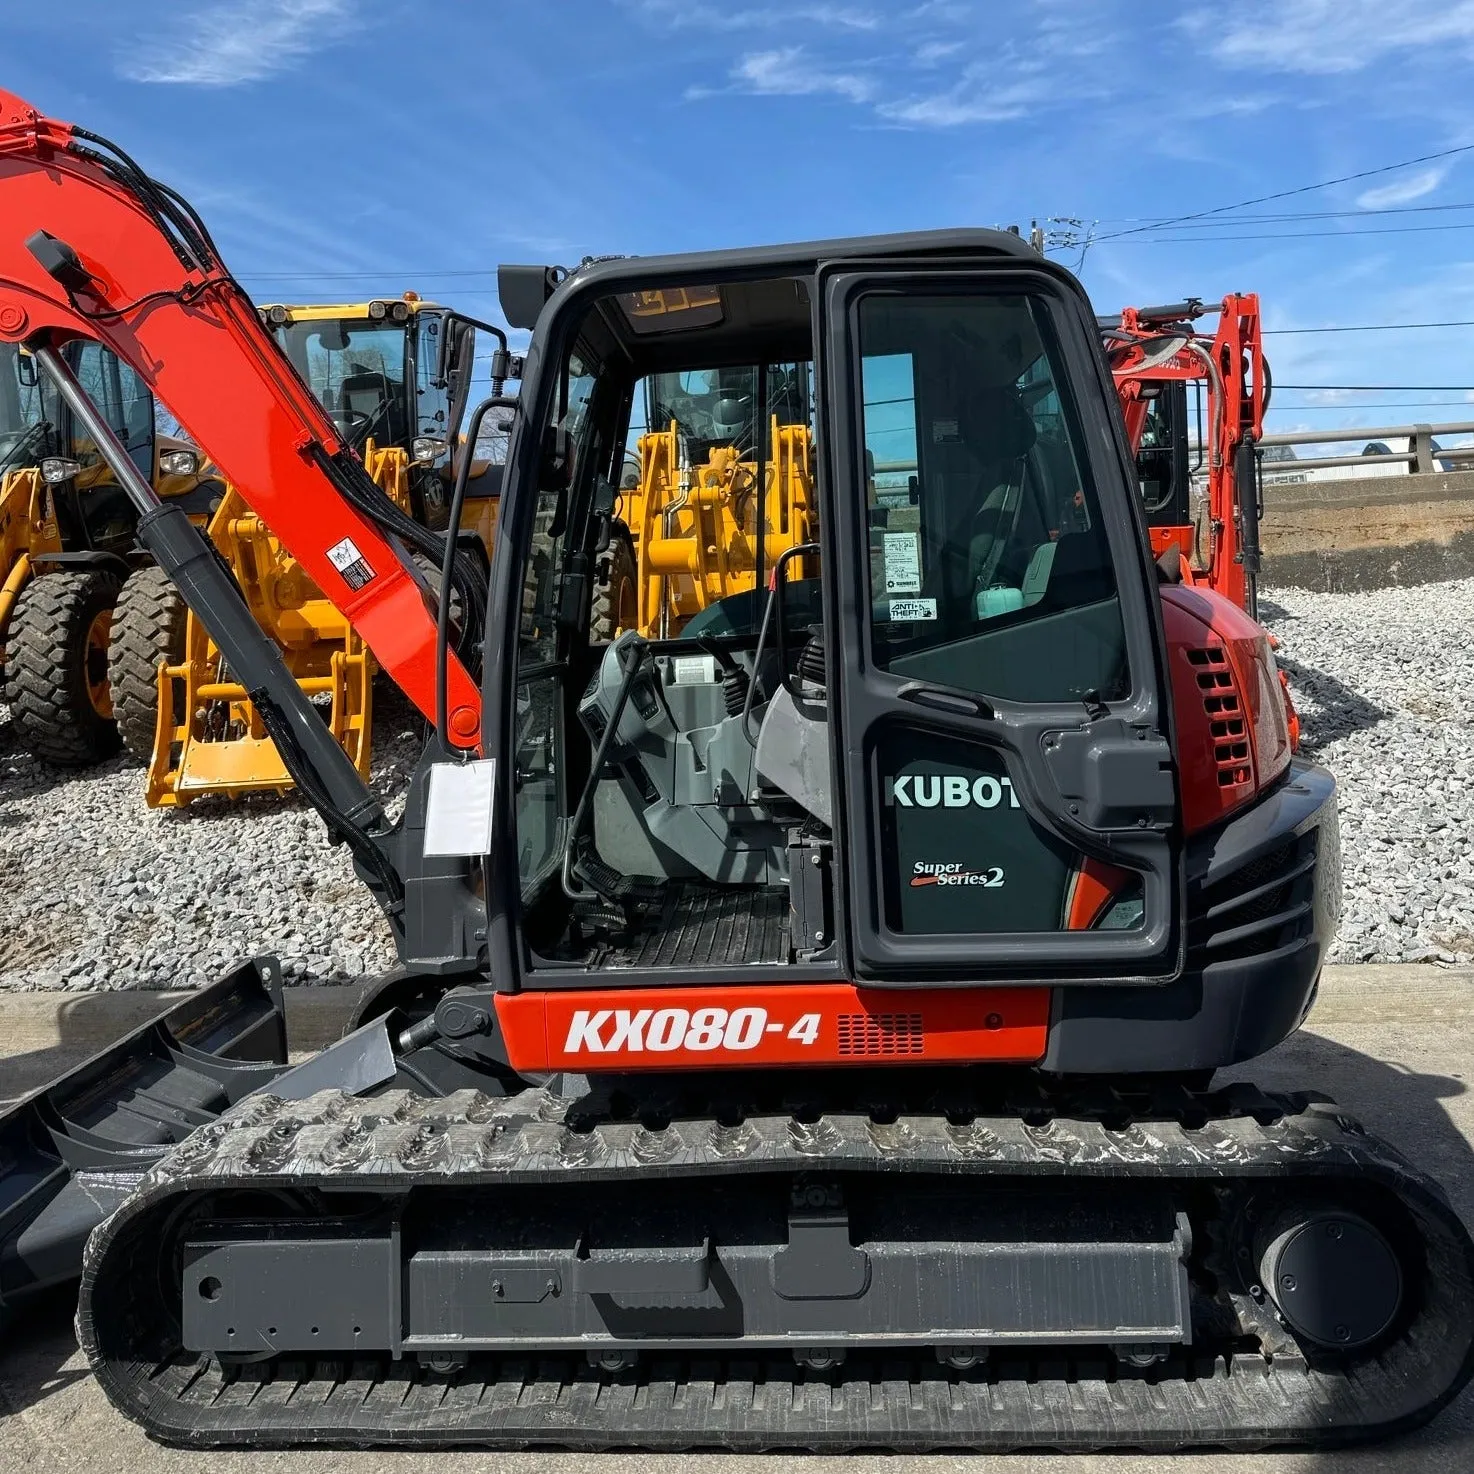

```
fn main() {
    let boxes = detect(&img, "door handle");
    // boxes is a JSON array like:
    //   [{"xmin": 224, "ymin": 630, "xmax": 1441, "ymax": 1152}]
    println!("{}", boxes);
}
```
[{"xmin": 896, "ymin": 682, "xmax": 994, "ymax": 720}]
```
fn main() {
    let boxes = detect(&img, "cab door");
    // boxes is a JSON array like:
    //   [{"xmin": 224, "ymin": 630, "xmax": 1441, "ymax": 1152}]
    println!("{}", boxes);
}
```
[{"xmin": 819, "ymin": 263, "xmax": 1183, "ymax": 983}]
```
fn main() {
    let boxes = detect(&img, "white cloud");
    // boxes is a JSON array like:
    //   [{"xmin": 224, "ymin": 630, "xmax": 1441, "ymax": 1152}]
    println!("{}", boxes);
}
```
[
  {"xmin": 635, "ymin": 1, "xmax": 879, "ymax": 31},
  {"xmin": 1356, "ymin": 165, "xmax": 1448, "ymax": 208},
  {"xmin": 878, "ymin": 66, "xmax": 1050, "ymax": 126},
  {"xmin": 913, "ymin": 39, "xmax": 965, "ymax": 65},
  {"xmin": 1190, "ymin": 0, "xmax": 1474, "ymax": 75},
  {"xmin": 721, "ymin": 46, "xmax": 876, "ymax": 103},
  {"xmin": 688, "ymin": 0, "xmax": 1118, "ymax": 128},
  {"xmin": 119, "ymin": 0, "xmax": 356, "ymax": 86}
]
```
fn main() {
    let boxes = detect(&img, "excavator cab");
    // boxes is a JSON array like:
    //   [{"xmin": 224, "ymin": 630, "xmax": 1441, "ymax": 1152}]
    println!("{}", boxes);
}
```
[
  {"xmin": 1134, "ymin": 379, "xmax": 1193, "ymax": 530},
  {"xmin": 466, "ymin": 242, "xmax": 1216, "ymax": 1066}
]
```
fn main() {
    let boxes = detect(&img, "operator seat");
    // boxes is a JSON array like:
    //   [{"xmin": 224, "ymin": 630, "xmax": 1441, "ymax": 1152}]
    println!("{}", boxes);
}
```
[
  {"xmin": 338, "ymin": 370, "xmax": 403, "ymax": 444},
  {"xmin": 946, "ymin": 385, "xmax": 1038, "ymax": 610}
]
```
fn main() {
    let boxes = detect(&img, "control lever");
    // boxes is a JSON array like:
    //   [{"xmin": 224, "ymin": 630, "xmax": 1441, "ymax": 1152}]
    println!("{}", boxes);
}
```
[
  {"xmin": 561, "ymin": 632, "xmax": 650, "ymax": 903},
  {"xmin": 772, "ymin": 542, "xmax": 821, "ymax": 704}
]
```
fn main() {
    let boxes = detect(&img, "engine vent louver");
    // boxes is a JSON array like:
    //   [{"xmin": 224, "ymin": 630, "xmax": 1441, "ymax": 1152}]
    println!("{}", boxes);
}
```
[
  {"xmin": 1187, "ymin": 646, "xmax": 1252, "ymax": 791},
  {"xmin": 836, "ymin": 1012, "xmax": 925, "ymax": 1056}
]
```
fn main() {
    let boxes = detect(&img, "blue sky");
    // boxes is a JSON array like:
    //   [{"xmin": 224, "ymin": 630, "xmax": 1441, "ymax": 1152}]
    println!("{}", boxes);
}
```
[{"xmin": 8, "ymin": 0, "xmax": 1474, "ymax": 440}]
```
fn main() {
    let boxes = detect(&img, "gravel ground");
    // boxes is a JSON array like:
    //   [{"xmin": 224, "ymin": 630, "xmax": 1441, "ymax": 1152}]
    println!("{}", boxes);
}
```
[
  {"xmin": 1, "ymin": 581, "xmax": 1468, "ymax": 989},
  {"xmin": 0, "ymin": 681, "xmax": 421, "ymax": 990},
  {"xmin": 1264, "ymin": 580, "xmax": 1474, "ymax": 965}
]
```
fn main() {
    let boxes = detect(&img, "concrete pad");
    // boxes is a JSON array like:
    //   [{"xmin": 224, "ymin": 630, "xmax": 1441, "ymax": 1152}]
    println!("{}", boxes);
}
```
[{"xmin": 3, "ymin": 966, "xmax": 1474, "ymax": 1471}]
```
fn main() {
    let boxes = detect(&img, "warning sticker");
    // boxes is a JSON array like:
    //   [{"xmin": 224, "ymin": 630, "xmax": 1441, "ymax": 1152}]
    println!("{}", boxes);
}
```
[
  {"xmin": 325, "ymin": 536, "xmax": 376, "ymax": 591},
  {"xmin": 932, "ymin": 418, "xmax": 960, "ymax": 444},
  {"xmin": 888, "ymin": 597, "xmax": 937, "ymax": 622},
  {"xmin": 882, "ymin": 531, "xmax": 921, "ymax": 594}
]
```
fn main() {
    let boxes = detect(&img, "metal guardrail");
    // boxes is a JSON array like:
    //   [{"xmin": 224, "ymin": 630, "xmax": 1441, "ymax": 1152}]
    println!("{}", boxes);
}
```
[
  {"xmin": 1257, "ymin": 421, "xmax": 1474, "ymax": 475},
  {"xmin": 875, "ymin": 422, "xmax": 1474, "ymax": 484}
]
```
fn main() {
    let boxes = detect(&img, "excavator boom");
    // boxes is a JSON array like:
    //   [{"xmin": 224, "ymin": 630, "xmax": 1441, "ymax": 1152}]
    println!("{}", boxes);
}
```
[
  {"xmin": 0, "ymin": 89, "xmax": 481, "ymax": 747},
  {"xmin": 1104, "ymin": 294, "xmax": 1265, "ymax": 614}
]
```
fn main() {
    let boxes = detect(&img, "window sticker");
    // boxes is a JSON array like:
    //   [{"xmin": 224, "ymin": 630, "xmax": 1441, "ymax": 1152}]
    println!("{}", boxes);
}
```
[
  {"xmin": 881, "ymin": 531, "xmax": 922, "ymax": 594},
  {"xmin": 887, "ymin": 597, "xmax": 937, "ymax": 622}
]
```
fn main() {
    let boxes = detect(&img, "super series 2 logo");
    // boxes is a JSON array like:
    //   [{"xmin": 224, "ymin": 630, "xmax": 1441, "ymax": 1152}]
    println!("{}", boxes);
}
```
[{"xmin": 911, "ymin": 861, "xmax": 1005, "ymax": 888}]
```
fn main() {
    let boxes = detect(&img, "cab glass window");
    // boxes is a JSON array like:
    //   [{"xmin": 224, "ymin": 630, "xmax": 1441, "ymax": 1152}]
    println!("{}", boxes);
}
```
[
  {"xmin": 0, "ymin": 346, "xmax": 53, "ymax": 475},
  {"xmin": 72, "ymin": 343, "xmax": 153, "ymax": 479},
  {"xmin": 857, "ymin": 291, "xmax": 1128, "ymax": 705}
]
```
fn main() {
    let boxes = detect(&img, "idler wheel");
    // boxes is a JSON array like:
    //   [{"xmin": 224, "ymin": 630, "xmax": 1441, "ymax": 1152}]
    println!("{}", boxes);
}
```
[{"xmin": 1260, "ymin": 1211, "xmax": 1402, "ymax": 1351}]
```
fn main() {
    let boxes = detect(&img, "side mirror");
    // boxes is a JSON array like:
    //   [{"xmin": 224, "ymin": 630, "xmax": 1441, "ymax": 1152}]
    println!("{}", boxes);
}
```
[{"xmin": 16, "ymin": 351, "xmax": 37, "ymax": 388}]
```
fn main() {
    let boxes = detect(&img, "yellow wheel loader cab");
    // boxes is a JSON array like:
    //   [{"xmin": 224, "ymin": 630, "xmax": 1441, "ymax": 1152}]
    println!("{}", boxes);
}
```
[{"xmin": 0, "ymin": 340, "xmax": 220, "ymax": 766}]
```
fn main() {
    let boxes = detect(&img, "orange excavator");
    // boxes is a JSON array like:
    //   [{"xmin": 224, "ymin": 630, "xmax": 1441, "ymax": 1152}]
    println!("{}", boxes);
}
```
[
  {"xmin": 1103, "ymin": 295, "xmax": 1297, "ymax": 746},
  {"xmin": 1101, "ymin": 294, "xmax": 1266, "ymax": 616},
  {"xmin": 2, "ymin": 90, "xmax": 1471, "ymax": 1454}
]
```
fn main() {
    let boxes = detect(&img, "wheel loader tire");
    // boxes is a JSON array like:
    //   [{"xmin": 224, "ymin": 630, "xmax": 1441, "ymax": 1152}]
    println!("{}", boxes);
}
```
[
  {"xmin": 110, "ymin": 566, "xmax": 187, "ymax": 762},
  {"xmin": 590, "ymin": 522, "xmax": 638, "ymax": 642},
  {"xmin": 2, "ymin": 568, "xmax": 122, "ymax": 767}
]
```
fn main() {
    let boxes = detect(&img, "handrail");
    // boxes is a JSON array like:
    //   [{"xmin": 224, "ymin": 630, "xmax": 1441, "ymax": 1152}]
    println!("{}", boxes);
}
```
[{"xmin": 1259, "ymin": 421, "xmax": 1474, "ymax": 448}]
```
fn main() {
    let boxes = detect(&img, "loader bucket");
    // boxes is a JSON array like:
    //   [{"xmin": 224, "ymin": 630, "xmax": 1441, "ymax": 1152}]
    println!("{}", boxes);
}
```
[{"xmin": 0, "ymin": 957, "xmax": 289, "ymax": 1319}]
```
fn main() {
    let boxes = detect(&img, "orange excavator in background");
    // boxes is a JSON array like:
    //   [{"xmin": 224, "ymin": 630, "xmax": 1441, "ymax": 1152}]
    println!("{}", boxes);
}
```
[
  {"xmin": 1102, "ymin": 295, "xmax": 1297, "ymax": 747},
  {"xmin": 1101, "ymin": 294, "xmax": 1266, "ymax": 616},
  {"xmin": 1, "ymin": 89, "xmax": 1470, "ymax": 1454}
]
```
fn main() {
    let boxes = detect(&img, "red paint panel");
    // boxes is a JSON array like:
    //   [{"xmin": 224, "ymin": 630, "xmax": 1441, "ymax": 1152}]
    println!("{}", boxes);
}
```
[{"xmin": 495, "ymin": 983, "xmax": 1050, "ymax": 1072}]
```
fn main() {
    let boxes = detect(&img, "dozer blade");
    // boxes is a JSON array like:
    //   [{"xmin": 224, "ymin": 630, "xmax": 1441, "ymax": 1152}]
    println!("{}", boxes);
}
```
[
  {"xmin": 0, "ymin": 958, "xmax": 290, "ymax": 1320},
  {"xmin": 77, "ymin": 1075, "xmax": 1474, "ymax": 1451}
]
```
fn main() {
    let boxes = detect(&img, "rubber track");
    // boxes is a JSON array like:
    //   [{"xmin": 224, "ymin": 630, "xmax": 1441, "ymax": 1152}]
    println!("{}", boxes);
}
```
[
  {"xmin": 109, "ymin": 565, "xmax": 186, "ymax": 761},
  {"xmin": 2, "ymin": 569, "xmax": 121, "ymax": 766},
  {"xmin": 78, "ymin": 1078, "xmax": 1474, "ymax": 1451}
]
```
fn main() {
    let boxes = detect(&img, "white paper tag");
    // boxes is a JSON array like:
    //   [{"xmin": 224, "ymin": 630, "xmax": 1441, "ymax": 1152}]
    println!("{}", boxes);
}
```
[
  {"xmin": 888, "ymin": 597, "xmax": 937, "ymax": 622},
  {"xmin": 671, "ymin": 654, "xmax": 718, "ymax": 685},
  {"xmin": 882, "ymin": 531, "xmax": 921, "ymax": 593},
  {"xmin": 423, "ymin": 759, "xmax": 497, "ymax": 857}
]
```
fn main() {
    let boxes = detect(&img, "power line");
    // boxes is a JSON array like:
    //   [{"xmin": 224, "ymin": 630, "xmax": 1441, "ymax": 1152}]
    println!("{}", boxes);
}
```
[
  {"xmin": 1096, "ymin": 141, "xmax": 1474, "ymax": 243},
  {"xmin": 1116, "ymin": 220, "xmax": 1474, "ymax": 244},
  {"xmin": 1095, "ymin": 200, "xmax": 1474, "ymax": 226},
  {"xmin": 1264, "ymin": 319, "xmax": 1474, "ymax": 334},
  {"xmin": 1275, "ymin": 383, "xmax": 1474, "ymax": 391},
  {"xmin": 1271, "ymin": 400, "xmax": 1474, "ymax": 409}
]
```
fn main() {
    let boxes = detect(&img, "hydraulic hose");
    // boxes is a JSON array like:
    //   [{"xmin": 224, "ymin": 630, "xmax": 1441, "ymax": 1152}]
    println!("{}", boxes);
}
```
[{"xmin": 436, "ymin": 395, "xmax": 518, "ymax": 754}]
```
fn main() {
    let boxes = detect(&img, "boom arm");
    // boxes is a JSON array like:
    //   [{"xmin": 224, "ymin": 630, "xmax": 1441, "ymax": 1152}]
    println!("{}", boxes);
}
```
[
  {"xmin": 0, "ymin": 89, "xmax": 482, "ymax": 748},
  {"xmin": 1104, "ymin": 293, "xmax": 1265, "ymax": 612}
]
